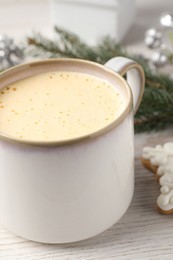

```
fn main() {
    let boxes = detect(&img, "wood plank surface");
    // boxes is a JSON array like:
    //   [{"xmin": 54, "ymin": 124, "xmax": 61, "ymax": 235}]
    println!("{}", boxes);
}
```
[{"xmin": 0, "ymin": 131, "xmax": 173, "ymax": 260}]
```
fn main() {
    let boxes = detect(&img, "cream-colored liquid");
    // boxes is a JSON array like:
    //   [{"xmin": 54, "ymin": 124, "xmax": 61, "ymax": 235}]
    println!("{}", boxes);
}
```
[{"xmin": 0, "ymin": 71, "xmax": 125, "ymax": 141}]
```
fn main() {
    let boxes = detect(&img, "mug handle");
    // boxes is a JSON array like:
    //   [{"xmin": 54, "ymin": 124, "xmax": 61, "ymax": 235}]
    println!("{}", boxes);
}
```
[{"xmin": 105, "ymin": 57, "xmax": 145, "ymax": 114}]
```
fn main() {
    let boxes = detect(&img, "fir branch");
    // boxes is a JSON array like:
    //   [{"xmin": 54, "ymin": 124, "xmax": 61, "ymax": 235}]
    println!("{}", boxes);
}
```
[
  {"xmin": 54, "ymin": 26, "xmax": 99, "ymax": 61},
  {"xmin": 26, "ymin": 26, "xmax": 173, "ymax": 133},
  {"xmin": 26, "ymin": 27, "xmax": 126, "ymax": 63},
  {"xmin": 27, "ymin": 33, "xmax": 78, "ymax": 58}
]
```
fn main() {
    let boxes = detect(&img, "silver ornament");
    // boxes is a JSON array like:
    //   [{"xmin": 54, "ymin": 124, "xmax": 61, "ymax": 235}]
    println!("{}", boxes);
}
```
[
  {"xmin": 151, "ymin": 51, "xmax": 167, "ymax": 67},
  {"xmin": 160, "ymin": 13, "xmax": 173, "ymax": 29},
  {"xmin": 159, "ymin": 43, "xmax": 167, "ymax": 51},
  {"xmin": 145, "ymin": 28, "xmax": 162, "ymax": 48},
  {"xmin": 0, "ymin": 34, "xmax": 24, "ymax": 70},
  {"xmin": 148, "ymin": 60, "xmax": 157, "ymax": 74}
]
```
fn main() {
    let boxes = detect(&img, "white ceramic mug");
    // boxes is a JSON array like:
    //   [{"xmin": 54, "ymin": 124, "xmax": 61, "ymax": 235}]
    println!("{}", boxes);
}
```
[{"xmin": 0, "ymin": 57, "xmax": 144, "ymax": 243}]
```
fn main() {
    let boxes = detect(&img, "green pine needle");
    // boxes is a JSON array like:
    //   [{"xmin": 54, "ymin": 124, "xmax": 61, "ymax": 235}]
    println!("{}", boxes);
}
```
[{"xmin": 26, "ymin": 26, "xmax": 173, "ymax": 133}]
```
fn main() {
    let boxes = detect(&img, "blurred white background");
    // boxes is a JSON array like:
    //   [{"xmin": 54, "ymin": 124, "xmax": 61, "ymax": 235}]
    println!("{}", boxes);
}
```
[
  {"xmin": 0, "ymin": 0, "xmax": 51, "ymax": 39},
  {"xmin": 0, "ymin": 0, "xmax": 173, "ymax": 45},
  {"xmin": 0, "ymin": 0, "xmax": 173, "ymax": 70}
]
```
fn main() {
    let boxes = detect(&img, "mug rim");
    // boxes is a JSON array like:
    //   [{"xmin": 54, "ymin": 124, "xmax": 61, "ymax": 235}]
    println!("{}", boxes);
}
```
[{"xmin": 0, "ymin": 58, "xmax": 133, "ymax": 147}]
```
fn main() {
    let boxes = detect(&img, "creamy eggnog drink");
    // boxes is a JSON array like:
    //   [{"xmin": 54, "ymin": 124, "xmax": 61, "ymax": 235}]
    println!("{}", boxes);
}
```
[{"xmin": 0, "ymin": 71, "xmax": 125, "ymax": 141}]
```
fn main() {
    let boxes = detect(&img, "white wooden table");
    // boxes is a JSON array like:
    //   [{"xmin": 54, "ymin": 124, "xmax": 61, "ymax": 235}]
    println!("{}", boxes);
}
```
[{"xmin": 1, "ymin": 0, "xmax": 173, "ymax": 259}]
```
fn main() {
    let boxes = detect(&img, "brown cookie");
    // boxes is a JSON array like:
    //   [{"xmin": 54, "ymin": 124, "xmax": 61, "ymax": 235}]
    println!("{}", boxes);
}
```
[
  {"xmin": 142, "ymin": 143, "xmax": 173, "ymax": 214},
  {"xmin": 141, "ymin": 158, "xmax": 159, "ymax": 181}
]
